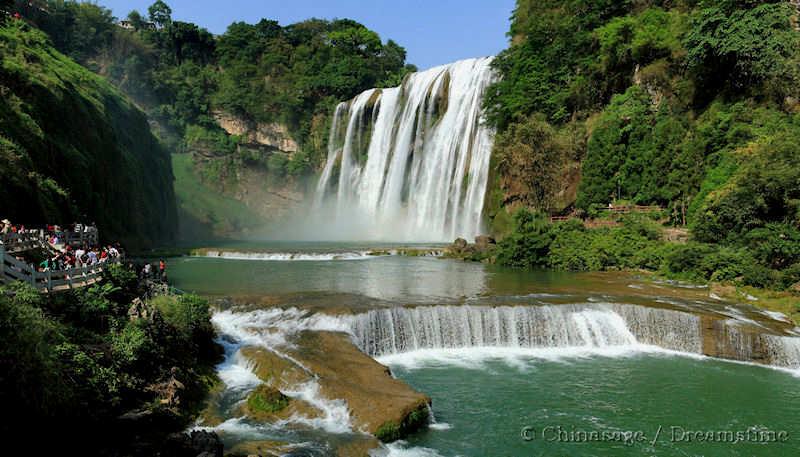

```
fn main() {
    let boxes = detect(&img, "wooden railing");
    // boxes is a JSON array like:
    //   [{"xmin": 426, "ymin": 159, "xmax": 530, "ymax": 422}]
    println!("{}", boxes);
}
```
[
  {"xmin": 0, "ymin": 245, "xmax": 118, "ymax": 292},
  {"xmin": 597, "ymin": 205, "xmax": 663, "ymax": 214},
  {"xmin": 1, "ymin": 228, "xmax": 99, "ymax": 253}
]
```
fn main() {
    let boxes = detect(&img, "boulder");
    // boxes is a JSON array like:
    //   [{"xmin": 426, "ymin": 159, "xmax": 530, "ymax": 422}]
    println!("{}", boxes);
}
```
[
  {"xmin": 452, "ymin": 238, "xmax": 468, "ymax": 250},
  {"xmin": 474, "ymin": 235, "xmax": 496, "ymax": 252},
  {"xmin": 283, "ymin": 331, "xmax": 431, "ymax": 441},
  {"xmin": 164, "ymin": 431, "xmax": 223, "ymax": 457}
]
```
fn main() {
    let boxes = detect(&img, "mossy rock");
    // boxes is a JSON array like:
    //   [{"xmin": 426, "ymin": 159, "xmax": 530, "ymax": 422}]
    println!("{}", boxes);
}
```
[
  {"xmin": 374, "ymin": 403, "xmax": 429, "ymax": 442},
  {"xmin": 246, "ymin": 385, "xmax": 289, "ymax": 416}
]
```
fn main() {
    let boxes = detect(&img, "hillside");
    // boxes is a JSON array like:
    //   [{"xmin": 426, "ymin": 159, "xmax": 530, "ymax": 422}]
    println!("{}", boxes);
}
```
[
  {"xmin": 485, "ymin": 0, "xmax": 800, "ymax": 300},
  {"xmin": 0, "ymin": 21, "xmax": 176, "ymax": 248},
  {"xmin": 486, "ymin": 0, "xmax": 800, "ymax": 228},
  {"xmin": 13, "ymin": 0, "xmax": 414, "ymax": 240}
]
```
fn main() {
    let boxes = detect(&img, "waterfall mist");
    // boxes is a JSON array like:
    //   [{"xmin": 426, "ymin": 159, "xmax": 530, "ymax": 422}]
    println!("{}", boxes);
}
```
[{"xmin": 308, "ymin": 57, "xmax": 496, "ymax": 242}]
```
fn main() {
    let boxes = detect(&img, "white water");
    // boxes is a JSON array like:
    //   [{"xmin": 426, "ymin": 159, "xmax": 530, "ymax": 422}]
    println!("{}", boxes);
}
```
[
  {"xmin": 346, "ymin": 304, "xmax": 703, "ymax": 357},
  {"xmin": 209, "ymin": 309, "xmax": 354, "ymax": 435},
  {"xmin": 207, "ymin": 302, "xmax": 800, "ymax": 453},
  {"xmin": 201, "ymin": 250, "xmax": 376, "ymax": 261},
  {"xmin": 314, "ymin": 57, "xmax": 496, "ymax": 242}
]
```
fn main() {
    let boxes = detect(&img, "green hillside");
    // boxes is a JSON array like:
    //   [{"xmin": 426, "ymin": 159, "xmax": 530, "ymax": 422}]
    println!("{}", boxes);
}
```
[
  {"xmin": 0, "ymin": 21, "xmax": 176, "ymax": 248},
  {"xmin": 487, "ymin": 0, "xmax": 800, "ymax": 298}
]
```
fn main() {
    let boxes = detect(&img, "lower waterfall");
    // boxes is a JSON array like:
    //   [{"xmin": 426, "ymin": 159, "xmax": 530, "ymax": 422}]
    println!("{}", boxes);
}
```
[
  {"xmin": 345, "ymin": 304, "xmax": 704, "ymax": 357},
  {"xmin": 313, "ymin": 57, "xmax": 496, "ymax": 241}
]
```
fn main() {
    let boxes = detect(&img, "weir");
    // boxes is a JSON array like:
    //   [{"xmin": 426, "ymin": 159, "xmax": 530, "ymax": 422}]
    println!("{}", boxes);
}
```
[
  {"xmin": 342, "ymin": 304, "xmax": 800, "ymax": 369},
  {"xmin": 314, "ymin": 57, "xmax": 496, "ymax": 241}
]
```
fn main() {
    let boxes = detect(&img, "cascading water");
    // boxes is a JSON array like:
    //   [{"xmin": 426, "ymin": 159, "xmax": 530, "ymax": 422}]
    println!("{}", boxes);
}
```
[
  {"xmin": 314, "ymin": 57, "xmax": 496, "ymax": 241},
  {"xmin": 346, "ymin": 304, "xmax": 704, "ymax": 357}
]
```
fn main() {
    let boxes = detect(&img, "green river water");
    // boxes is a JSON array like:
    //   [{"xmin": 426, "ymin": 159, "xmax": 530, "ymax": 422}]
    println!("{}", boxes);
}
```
[{"xmin": 169, "ymin": 245, "xmax": 800, "ymax": 456}]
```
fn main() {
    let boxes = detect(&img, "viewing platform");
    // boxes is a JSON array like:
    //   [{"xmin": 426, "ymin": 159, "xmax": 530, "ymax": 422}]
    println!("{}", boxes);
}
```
[{"xmin": 0, "ymin": 225, "xmax": 117, "ymax": 293}]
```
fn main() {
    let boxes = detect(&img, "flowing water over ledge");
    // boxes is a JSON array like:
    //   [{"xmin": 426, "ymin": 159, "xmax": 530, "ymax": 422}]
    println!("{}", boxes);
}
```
[{"xmin": 170, "ymin": 248, "xmax": 800, "ymax": 456}]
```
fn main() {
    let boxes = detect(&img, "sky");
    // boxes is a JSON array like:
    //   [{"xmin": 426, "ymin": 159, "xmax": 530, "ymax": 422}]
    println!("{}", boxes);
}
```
[{"xmin": 99, "ymin": 0, "xmax": 515, "ymax": 70}]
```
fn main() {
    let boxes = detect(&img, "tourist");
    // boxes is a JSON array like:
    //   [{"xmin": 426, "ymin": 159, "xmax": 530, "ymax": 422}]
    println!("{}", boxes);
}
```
[
  {"xmin": 75, "ymin": 246, "xmax": 86, "ymax": 267},
  {"xmin": 159, "ymin": 259, "xmax": 167, "ymax": 282},
  {"xmin": 142, "ymin": 263, "xmax": 152, "ymax": 279},
  {"xmin": 87, "ymin": 249, "xmax": 98, "ymax": 265},
  {"xmin": 1, "ymin": 219, "xmax": 10, "ymax": 234}
]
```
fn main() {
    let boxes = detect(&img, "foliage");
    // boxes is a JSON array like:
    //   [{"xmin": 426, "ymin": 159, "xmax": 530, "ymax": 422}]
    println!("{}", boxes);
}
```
[
  {"xmin": 493, "ymin": 114, "xmax": 570, "ymax": 211},
  {"xmin": 684, "ymin": 2, "xmax": 799, "ymax": 101},
  {"xmin": 495, "ymin": 210, "xmax": 555, "ymax": 268},
  {"xmin": 0, "ymin": 267, "xmax": 219, "ymax": 449},
  {"xmin": 0, "ymin": 22, "xmax": 177, "ymax": 248}
]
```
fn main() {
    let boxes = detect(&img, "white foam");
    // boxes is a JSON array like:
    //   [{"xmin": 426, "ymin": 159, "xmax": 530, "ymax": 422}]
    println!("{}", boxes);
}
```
[
  {"xmin": 201, "ymin": 250, "xmax": 377, "ymax": 261},
  {"xmin": 760, "ymin": 310, "xmax": 792, "ymax": 323},
  {"xmin": 211, "ymin": 308, "xmax": 355, "ymax": 435},
  {"xmin": 217, "ymin": 350, "xmax": 261, "ymax": 390},
  {"xmin": 429, "ymin": 422, "xmax": 452, "ymax": 431},
  {"xmin": 281, "ymin": 380, "xmax": 352, "ymax": 434},
  {"xmin": 376, "ymin": 344, "xmax": 687, "ymax": 370},
  {"xmin": 375, "ymin": 441, "xmax": 446, "ymax": 457}
]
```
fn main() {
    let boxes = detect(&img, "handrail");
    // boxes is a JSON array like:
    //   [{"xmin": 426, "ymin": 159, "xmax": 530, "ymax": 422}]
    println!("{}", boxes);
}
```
[{"xmin": 0, "ymin": 244, "xmax": 119, "ymax": 293}]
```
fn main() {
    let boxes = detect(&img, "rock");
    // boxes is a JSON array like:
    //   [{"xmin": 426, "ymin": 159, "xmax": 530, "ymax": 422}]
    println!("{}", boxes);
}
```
[
  {"xmin": 227, "ymin": 440, "xmax": 288, "ymax": 457},
  {"xmin": 127, "ymin": 297, "xmax": 159, "ymax": 322},
  {"xmin": 452, "ymin": 238, "xmax": 468, "ymax": 250},
  {"xmin": 165, "ymin": 431, "xmax": 223, "ymax": 457},
  {"xmin": 239, "ymin": 346, "xmax": 311, "ymax": 389},
  {"xmin": 283, "ymin": 331, "xmax": 431, "ymax": 441},
  {"xmin": 147, "ymin": 367, "xmax": 185, "ymax": 407},
  {"xmin": 213, "ymin": 111, "xmax": 298, "ymax": 153},
  {"xmin": 791, "ymin": 281, "xmax": 800, "ymax": 293},
  {"xmin": 474, "ymin": 235, "xmax": 496, "ymax": 252}
]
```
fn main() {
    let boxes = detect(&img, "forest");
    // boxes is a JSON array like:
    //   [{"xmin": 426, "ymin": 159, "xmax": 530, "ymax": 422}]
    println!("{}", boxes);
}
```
[{"xmin": 487, "ymin": 0, "xmax": 800, "ymax": 299}]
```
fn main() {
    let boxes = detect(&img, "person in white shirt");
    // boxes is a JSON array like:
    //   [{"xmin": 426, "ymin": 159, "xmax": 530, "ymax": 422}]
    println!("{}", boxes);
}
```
[{"xmin": 75, "ymin": 248, "xmax": 85, "ymax": 267}]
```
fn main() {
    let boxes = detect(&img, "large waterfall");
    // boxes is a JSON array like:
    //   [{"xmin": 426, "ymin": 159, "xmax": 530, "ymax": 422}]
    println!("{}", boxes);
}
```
[{"xmin": 314, "ymin": 57, "xmax": 496, "ymax": 241}]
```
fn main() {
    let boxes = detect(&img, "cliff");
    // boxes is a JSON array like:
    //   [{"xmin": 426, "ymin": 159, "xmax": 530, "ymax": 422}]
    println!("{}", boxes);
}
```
[{"xmin": 0, "ymin": 23, "xmax": 176, "ymax": 248}]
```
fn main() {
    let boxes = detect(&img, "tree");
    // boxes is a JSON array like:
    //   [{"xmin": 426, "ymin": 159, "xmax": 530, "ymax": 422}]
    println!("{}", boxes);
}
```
[
  {"xmin": 148, "ymin": 0, "xmax": 172, "ymax": 29},
  {"xmin": 127, "ymin": 10, "xmax": 145, "ymax": 30}
]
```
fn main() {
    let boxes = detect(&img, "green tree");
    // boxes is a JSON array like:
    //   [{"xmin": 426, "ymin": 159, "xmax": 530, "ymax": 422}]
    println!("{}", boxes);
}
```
[{"xmin": 148, "ymin": 0, "xmax": 172, "ymax": 29}]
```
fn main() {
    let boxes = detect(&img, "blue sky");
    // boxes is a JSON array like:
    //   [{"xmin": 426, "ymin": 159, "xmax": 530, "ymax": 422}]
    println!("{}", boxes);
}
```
[{"xmin": 100, "ymin": 0, "xmax": 515, "ymax": 70}]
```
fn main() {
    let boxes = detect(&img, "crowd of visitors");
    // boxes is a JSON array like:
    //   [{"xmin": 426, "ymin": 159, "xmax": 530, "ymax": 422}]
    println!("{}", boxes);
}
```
[
  {"xmin": 1, "ymin": 218, "xmax": 121, "ymax": 274},
  {"xmin": 37, "ymin": 243, "xmax": 122, "ymax": 272}
]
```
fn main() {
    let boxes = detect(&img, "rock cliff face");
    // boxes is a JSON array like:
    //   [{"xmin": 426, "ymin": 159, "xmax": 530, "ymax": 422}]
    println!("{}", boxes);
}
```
[{"xmin": 213, "ymin": 111, "xmax": 299, "ymax": 154}]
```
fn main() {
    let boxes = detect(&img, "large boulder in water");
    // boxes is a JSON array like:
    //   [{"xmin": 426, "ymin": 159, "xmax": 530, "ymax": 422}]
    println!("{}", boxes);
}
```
[
  {"xmin": 271, "ymin": 330, "xmax": 431, "ymax": 442},
  {"xmin": 474, "ymin": 235, "xmax": 496, "ymax": 253}
]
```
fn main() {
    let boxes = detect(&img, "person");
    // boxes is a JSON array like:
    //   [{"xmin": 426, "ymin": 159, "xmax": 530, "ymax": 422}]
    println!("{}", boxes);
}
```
[
  {"xmin": 142, "ymin": 263, "xmax": 152, "ymax": 279},
  {"xmin": 0, "ymin": 219, "xmax": 9, "ymax": 234},
  {"xmin": 75, "ymin": 247, "xmax": 85, "ymax": 267},
  {"xmin": 87, "ymin": 249, "xmax": 98, "ymax": 265},
  {"xmin": 159, "ymin": 259, "xmax": 167, "ymax": 281}
]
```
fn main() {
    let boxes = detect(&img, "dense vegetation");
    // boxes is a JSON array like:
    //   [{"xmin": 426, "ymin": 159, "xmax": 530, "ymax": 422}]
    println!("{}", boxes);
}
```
[
  {"xmin": 487, "ymin": 0, "xmax": 800, "ymax": 296},
  {"xmin": 0, "ymin": 264, "xmax": 220, "ymax": 454},
  {"xmin": 0, "ymin": 21, "xmax": 176, "ymax": 248},
  {"xmin": 15, "ymin": 0, "xmax": 413, "ymax": 170}
]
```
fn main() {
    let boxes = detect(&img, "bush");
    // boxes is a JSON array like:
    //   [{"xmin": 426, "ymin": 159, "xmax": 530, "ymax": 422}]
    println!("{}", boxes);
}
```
[
  {"xmin": 152, "ymin": 293, "xmax": 214, "ymax": 354},
  {"xmin": 495, "ymin": 210, "xmax": 554, "ymax": 268}
]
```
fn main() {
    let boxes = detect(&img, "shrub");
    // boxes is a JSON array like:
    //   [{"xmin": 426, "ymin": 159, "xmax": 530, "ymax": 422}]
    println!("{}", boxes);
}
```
[{"xmin": 495, "ymin": 210, "xmax": 554, "ymax": 268}]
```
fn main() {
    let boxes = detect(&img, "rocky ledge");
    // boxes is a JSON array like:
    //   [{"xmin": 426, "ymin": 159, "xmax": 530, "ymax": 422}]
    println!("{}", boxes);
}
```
[{"xmin": 239, "ymin": 330, "xmax": 430, "ymax": 450}]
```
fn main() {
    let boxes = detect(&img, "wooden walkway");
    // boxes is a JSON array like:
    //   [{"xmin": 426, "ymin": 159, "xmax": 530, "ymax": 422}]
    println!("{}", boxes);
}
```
[
  {"xmin": 0, "ymin": 227, "xmax": 112, "ymax": 293},
  {"xmin": 0, "ymin": 246, "xmax": 118, "ymax": 292}
]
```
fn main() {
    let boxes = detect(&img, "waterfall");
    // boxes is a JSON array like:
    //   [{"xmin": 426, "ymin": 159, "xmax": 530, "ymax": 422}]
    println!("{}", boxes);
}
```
[
  {"xmin": 314, "ymin": 57, "xmax": 496, "ymax": 241},
  {"xmin": 346, "ymin": 304, "xmax": 704, "ymax": 357}
]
